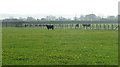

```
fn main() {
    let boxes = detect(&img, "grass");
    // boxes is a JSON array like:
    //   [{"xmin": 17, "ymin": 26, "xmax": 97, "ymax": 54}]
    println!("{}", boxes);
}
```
[
  {"xmin": 0, "ymin": 26, "xmax": 2, "ymax": 66},
  {"xmin": 2, "ymin": 27, "xmax": 118, "ymax": 65}
]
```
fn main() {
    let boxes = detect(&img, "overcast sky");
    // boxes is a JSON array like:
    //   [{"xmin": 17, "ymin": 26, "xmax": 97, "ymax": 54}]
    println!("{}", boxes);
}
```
[{"xmin": 0, "ymin": 0, "xmax": 119, "ymax": 18}]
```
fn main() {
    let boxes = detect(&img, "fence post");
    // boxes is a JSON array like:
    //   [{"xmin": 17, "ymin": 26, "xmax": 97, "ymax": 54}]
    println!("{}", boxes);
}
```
[
  {"xmin": 111, "ymin": 24, "xmax": 114, "ymax": 30},
  {"xmin": 108, "ymin": 24, "xmax": 109, "ymax": 30},
  {"xmin": 71, "ymin": 24, "xmax": 73, "ymax": 29},
  {"xmin": 70, "ymin": 24, "xmax": 71, "ymax": 29},
  {"xmin": 90, "ymin": 24, "xmax": 92, "ymax": 30},
  {"xmin": 91, "ymin": 24, "xmax": 93, "ymax": 30},
  {"xmin": 99, "ymin": 24, "xmax": 102, "ymax": 30},
  {"xmin": 79, "ymin": 24, "xmax": 81, "ymax": 29},
  {"xmin": 96, "ymin": 24, "xmax": 98, "ymax": 30},
  {"xmin": 103, "ymin": 24, "xmax": 106, "ymax": 30}
]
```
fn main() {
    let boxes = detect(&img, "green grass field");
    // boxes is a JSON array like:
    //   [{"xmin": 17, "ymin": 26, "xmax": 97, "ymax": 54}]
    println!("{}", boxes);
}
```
[
  {"xmin": 0, "ymin": 26, "xmax": 2, "ymax": 66},
  {"xmin": 2, "ymin": 27, "xmax": 118, "ymax": 65}
]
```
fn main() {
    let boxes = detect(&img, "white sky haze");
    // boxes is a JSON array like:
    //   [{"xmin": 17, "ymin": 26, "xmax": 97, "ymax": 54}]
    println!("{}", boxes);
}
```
[{"xmin": 0, "ymin": 0, "xmax": 119, "ymax": 18}]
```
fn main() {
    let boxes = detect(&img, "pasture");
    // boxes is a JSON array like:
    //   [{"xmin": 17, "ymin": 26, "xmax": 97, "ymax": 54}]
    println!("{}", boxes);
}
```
[{"xmin": 2, "ymin": 27, "xmax": 118, "ymax": 65}]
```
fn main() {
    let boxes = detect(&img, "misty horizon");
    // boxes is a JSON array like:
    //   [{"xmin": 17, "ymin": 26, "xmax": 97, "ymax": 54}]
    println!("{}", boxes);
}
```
[{"xmin": 0, "ymin": 13, "xmax": 118, "ymax": 20}]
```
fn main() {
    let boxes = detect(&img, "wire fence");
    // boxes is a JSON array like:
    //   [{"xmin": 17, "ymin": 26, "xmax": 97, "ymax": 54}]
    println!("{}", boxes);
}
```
[{"xmin": 21, "ymin": 24, "xmax": 119, "ymax": 30}]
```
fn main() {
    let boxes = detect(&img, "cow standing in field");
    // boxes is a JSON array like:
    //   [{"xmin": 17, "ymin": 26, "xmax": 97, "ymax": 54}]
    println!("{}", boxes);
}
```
[
  {"xmin": 75, "ymin": 24, "xmax": 79, "ymax": 29},
  {"xmin": 46, "ymin": 25, "xmax": 54, "ymax": 30},
  {"xmin": 35, "ymin": 25, "xmax": 38, "ymax": 27},
  {"xmin": 82, "ymin": 24, "xmax": 91, "ymax": 27},
  {"xmin": 82, "ymin": 24, "xmax": 91, "ymax": 29},
  {"xmin": 25, "ymin": 24, "xmax": 28, "ymax": 27}
]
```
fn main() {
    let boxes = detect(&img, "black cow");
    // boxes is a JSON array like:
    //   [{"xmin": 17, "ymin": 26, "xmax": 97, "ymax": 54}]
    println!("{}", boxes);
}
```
[
  {"xmin": 25, "ymin": 24, "xmax": 28, "ymax": 27},
  {"xmin": 35, "ymin": 25, "xmax": 38, "ymax": 27},
  {"xmin": 46, "ymin": 25, "xmax": 54, "ymax": 30},
  {"xmin": 39, "ymin": 24, "xmax": 42, "ymax": 27},
  {"xmin": 75, "ymin": 24, "xmax": 79, "ymax": 29},
  {"xmin": 82, "ymin": 24, "xmax": 91, "ymax": 27}
]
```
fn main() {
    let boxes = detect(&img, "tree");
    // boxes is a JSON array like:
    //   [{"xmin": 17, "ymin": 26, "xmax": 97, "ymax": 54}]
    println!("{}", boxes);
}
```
[
  {"xmin": 41, "ymin": 18, "xmax": 46, "ymax": 21},
  {"xmin": 85, "ymin": 14, "xmax": 97, "ymax": 21},
  {"xmin": 45, "ymin": 15, "xmax": 56, "ymax": 21},
  {"xmin": 57, "ymin": 16, "xmax": 67, "ymax": 21},
  {"xmin": 107, "ymin": 16, "xmax": 116, "ymax": 20},
  {"xmin": 19, "ymin": 17, "xmax": 26, "ymax": 21},
  {"xmin": 79, "ymin": 15, "xmax": 85, "ymax": 21},
  {"xmin": 73, "ymin": 15, "xmax": 78, "ymax": 21},
  {"xmin": 27, "ymin": 17, "xmax": 36, "ymax": 21}
]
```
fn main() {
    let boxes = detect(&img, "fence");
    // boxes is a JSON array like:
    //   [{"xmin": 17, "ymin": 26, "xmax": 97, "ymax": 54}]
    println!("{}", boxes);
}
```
[{"xmin": 22, "ymin": 24, "xmax": 119, "ymax": 30}]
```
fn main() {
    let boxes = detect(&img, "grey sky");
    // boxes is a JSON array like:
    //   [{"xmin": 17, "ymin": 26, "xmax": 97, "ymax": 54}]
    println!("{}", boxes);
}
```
[{"xmin": 0, "ymin": 0, "xmax": 119, "ymax": 18}]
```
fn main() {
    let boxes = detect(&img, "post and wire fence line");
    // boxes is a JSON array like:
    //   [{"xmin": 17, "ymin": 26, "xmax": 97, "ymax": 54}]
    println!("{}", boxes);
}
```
[{"xmin": 21, "ymin": 24, "xmax": 119, "ymax": 30}]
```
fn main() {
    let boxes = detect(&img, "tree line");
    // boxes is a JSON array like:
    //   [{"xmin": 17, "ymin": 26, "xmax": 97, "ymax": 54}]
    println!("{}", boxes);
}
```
[{"xmin": 1, "ymin": 14, "xmax": 119, "ymax": 23}]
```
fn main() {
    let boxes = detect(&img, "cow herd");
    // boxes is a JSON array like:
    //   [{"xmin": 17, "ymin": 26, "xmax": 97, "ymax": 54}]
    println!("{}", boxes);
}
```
[
  {"xmin": 46, "ymin": 24, "xmax": 91, "ymax": 30},
  {"xmin": 24, "ymin": 24, "xmax": 91, "ymax": 30},
  {"xmin": 23, "ymin": 23, "xmax": 119, "ymax": 30},
  {"xmin": 46, "ymin": 25, "xmax": 54, "ymax": 30}
]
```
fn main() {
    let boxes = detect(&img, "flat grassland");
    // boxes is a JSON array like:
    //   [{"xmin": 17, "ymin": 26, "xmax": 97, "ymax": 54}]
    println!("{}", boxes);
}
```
[{"xmin": 2, "ymin": 27, "xmax": 118, "ymax": 65}]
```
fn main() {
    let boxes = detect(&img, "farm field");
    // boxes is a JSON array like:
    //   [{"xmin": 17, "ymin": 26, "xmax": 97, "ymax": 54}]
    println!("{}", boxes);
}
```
[
  {"xmin": 2, "ymin": 27, "xmax": 118, "ymax": 65},
  {"xmin": 0, "ymin": 26, "xmax": 2, "ymax": 66}
]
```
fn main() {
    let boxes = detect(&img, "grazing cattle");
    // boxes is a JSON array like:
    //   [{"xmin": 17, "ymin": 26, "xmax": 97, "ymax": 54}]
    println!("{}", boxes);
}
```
[
  {"xmin": 25, "ymin": 24, "xmax": 28, "ymax": 27},
  {"xmin": 82, "ymin": 24, "xmax": 91, "ymax": 27},
  {"xmin": 75, "ymin": 24, "xmax": 79, "ymax": 29},
  {"xmin": 39, "ymin": 24, "xmax": 42, "ymax": 27},
  {"xmin": 35, "ymin": 25, "xmax": 38, "ymax": 27},
  {"xmin": 46, "ymin": 25, "xmax": 54, "ymax": 30}
]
